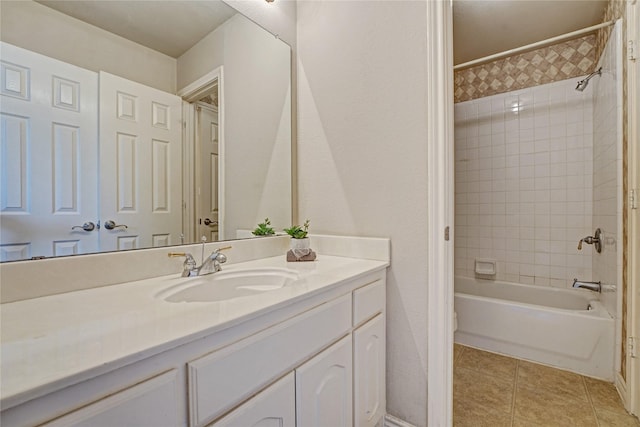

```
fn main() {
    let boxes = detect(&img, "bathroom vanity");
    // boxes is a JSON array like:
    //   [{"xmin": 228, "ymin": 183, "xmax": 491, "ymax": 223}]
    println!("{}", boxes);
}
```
[{"xmin": 0, "ymin": 236, "xmax": 389, "ymax": 427}]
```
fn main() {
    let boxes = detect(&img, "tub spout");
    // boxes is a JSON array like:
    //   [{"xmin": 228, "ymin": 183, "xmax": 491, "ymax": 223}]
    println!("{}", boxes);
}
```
[{"xmin": 573, "ymin": 278, "xmax": 601, "ymax": 293}]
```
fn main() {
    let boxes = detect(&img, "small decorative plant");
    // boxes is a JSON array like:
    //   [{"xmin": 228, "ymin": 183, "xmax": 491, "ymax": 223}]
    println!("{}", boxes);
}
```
[
  {"xmin": 252, "ymin": 218, "xmax": 275, "ymax": 236},
  {"xmin": 284, "ymin": 219, "xmax": 310, "ymax": 239}
]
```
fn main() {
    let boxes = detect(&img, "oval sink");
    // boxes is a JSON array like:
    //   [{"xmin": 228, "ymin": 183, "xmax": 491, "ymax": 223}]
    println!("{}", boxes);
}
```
[{"xmin": 160, "ymin": 267, "xmax": 300, "ymax": 303}]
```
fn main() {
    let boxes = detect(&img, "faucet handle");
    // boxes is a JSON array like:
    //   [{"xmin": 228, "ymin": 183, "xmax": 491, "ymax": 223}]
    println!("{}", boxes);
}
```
[
  {"xmin": 577, "ymin": 228, "xmax": 602, "ymax": 253},
  {"xmin": 168, "ymin": 252, "xmax": 197, "ymax": 276},
  {"xmin": 168, "ymin": 252, "xmax": 188, "ymax": 258},
  {"xmin": 211, "ymin": 246, "xmax": 231, "ymax": 264}
]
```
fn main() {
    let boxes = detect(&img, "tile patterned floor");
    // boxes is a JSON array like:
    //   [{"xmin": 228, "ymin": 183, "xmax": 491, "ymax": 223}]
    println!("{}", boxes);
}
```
[{"xmin": 454, "ymin": 344, "xmax": 640, "ymax": 427}]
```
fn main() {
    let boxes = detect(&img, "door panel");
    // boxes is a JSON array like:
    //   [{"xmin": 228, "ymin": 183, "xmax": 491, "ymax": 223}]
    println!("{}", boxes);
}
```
[
  {"xmin": 0, "ymin": 42, "xmax": 98, "ymax": 260},
  {"xmin": 99, "ymin": 72, "xmax": 182, "ymax": 251},
  {"xmin": 197, "ymin": 104, "xmax": 219, "ymax": 242},
  {"xmin": 211, "ymin": 372, "xmax": 295, "ymax": 427},
  {"xmin": 354, "ymin": 314, "xmax": 386, "ymax": 427},
  {"xmin": 295, "ymin": 335, "xmax": 353, "ymax": 427}
]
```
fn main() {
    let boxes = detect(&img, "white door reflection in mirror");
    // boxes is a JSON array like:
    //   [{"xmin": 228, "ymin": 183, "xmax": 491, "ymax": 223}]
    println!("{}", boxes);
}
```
[
  {"xmin": 0, "ymin": 43, "xmax": 99, "ymax": 261},
  {"xmin": 99, "ymin": 72, "xmax": 182, "ymax": 251},
  {"xmin": 196, "ymin": 102, "xmax": 219, "ymax": 242}
]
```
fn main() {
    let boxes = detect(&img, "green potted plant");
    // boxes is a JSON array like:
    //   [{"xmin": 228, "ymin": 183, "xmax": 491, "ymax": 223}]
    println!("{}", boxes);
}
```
[
  {"xmin": 252, "ymin": 218, "xmax": 275, "ymax": 236},
  {"xmin": 284, "ymin": 219, "xmax": 311, "ymax": 258}
]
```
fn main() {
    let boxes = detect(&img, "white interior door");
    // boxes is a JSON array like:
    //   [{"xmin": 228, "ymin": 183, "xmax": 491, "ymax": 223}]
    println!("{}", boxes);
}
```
[
  {"xmin": 99, "ymin": 72, "xmax": 182, "ymax": 251},
  {"xmin": 196, "ymin": 103, "xmax": 219, "ymax": 242},
  {"xmin": 0, "ymin": 42, "xmax": 98, "ymax": 261}
]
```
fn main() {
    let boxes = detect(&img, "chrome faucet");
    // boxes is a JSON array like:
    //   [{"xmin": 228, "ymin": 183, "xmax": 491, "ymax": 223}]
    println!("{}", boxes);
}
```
[
  {"xmin": 198, "ymin": 247, "xmax": 230, "ymax": 275},
  {"xmin": 573, "ymin": 278, "xmax": 601, "ymax": 293},
  {"xmin": 168, "ymin": 246, "xmax": 230, "ymax": 277}
]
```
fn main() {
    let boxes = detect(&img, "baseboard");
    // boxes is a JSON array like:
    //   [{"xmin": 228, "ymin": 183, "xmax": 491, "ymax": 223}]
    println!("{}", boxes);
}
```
[{"xmin": 384, "ymin": 414, "xmax": 416, "ymax": 427}]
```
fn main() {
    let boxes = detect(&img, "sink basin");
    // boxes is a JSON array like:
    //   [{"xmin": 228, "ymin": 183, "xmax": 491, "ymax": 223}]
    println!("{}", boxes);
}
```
[{"xmin": 160, "ymin": 267, "xmax": 301, "ymax": 303}]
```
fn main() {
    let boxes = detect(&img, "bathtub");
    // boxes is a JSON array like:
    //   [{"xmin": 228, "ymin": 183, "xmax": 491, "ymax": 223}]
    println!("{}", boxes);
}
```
[{"xmin": 454, "ymin": 276, "xmax": 614, "ymax": 380}]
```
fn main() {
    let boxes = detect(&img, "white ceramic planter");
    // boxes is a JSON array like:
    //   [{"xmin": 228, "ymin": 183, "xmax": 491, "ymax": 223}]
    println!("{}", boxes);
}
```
[{"xmin": 290, "ymin": 237, "xmax": 311, "ymax": 258}]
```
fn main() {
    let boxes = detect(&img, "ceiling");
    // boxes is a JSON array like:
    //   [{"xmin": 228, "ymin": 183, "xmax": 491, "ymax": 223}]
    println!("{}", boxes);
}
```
[
  {"xmin": 453, "ymin": 0, "xmax": 608, "ymax": 66},
  {"xmin": 39, "ymin": 0, "xmax": 608, "ymax": 65},
  {"xmin": 36, "ymin": 1, "xmax": 237, "ymax": 58}
]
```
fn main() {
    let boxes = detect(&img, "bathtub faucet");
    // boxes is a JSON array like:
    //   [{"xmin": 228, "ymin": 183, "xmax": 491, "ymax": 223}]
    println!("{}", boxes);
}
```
[{"xmin": 572, "ymin": 278, "xmax": 601, "ymax": 293}]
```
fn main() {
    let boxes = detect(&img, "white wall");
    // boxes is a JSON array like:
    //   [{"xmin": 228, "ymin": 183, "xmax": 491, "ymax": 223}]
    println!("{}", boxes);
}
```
[
  {"xmin": 178, "ymin": 14, "xmax": 292, "ymax": 237},
  {"xmin": 224, "ymin": 0, "xmax": 297, "ymax": 49},
  {"xmin": 592, "ymin": 22, "xmax": 622, "ymax": 323},
  {"xmin": 454, "ymin": 79, "xmax": 594, "ymax": 287},
  {"xmin": 0, "ymin": 1, "xmax": 176, "ymax": 93},
  {"xmin": 297, "ymin": 1, "xmax": 430, "ymax": 425}
]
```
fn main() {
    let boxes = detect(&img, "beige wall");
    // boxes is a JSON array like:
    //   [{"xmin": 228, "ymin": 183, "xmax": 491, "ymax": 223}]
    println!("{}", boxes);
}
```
[
  {"xmin": 178, "ymin": 14, "xmax": 292, "ymax": 237},
  {"xmin": 297, "ymin": 1, "xmax": 430, "ymax": 424},
  {"xmin": 176, "ymin": 23, "xmax": 225, "ymax": 91},
  {"xmin": 0, "ymin": 1, "xmax": 176, "ymax": 93}
]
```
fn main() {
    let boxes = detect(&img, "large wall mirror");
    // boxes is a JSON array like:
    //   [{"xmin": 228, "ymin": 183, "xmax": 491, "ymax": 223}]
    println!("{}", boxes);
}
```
[{"xmin": 0, "ymin": 0, "xmax": 292, "ymax": 262}]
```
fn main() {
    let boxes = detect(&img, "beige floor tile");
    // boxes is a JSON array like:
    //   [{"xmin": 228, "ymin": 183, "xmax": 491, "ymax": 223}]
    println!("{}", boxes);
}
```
[
  {"xmin": 454, "ymin": 343, "xmax": 465, "ymax": 366},
  {"xmin": 454, "ymin": 366, "xmax": 514, "ymax": 415},
  {"xmin": 512, "ymin": 416, "xmax": 547, "ymax": 427},
  {"xmin": 585, "ymin": 376, "xmax": 629, "ymax": 415},
  {"xmin": 454, "ymin": 397, "xmax": 512, "ymax": 427},
  {"xmin": 514, "ymin": 384, "xmax": 598, "ymax": 426},
  {"xmin": 454, "ymin": 347, "xmax": 636, "ymax": 427},
  {"xmin": 595, "ymin": 407, "xmax": 640, "ymax": 426},
  {"xmin": 457, "ymin": 346, "xmax": 517, "ymax": 382},
  {"xmin": 517, "ymin": 360, "xmax": 589, "ymax": 402}
]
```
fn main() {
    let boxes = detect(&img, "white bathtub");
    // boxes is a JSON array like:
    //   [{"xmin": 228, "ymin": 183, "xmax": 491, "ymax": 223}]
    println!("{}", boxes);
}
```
[{"xmin": 454, "ymin": 276, "xmax": 614, "ymax": 380}]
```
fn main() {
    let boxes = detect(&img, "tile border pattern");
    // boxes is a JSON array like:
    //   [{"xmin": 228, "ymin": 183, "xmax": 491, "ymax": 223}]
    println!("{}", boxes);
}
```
[{"xmin": 454, "ymin": 35, "xmax": 597, "ymax": 103}]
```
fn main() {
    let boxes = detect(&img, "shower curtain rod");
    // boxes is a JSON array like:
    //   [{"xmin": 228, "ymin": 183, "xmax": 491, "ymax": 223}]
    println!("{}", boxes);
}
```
[{"xmin": 453, "ymin": 20, "xmax": 616, "ymax": 71}]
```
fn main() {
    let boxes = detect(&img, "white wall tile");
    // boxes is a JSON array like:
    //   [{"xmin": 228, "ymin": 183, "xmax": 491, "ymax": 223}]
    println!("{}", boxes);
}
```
[{"xmin": 454, "ymin": 77, "xmax": 593, "ymax": 287}]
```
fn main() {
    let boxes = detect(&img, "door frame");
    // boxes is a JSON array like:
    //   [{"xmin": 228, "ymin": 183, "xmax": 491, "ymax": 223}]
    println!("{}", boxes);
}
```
[
  {"xmin": 426, "ymin": 0, "xmax": 455, "ymax": 425},
  {"xmin": 627, "ymin": 0, "xmax": 640, "ymax": 415},
  {"xmin": 178, "ymin": 66, "xmax": 225, "ymax": 242}
]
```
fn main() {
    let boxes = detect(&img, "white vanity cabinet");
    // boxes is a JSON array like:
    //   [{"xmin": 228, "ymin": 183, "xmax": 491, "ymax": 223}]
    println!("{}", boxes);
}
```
[
  {"xmin": 353, "ymin": 280, "xmax": 386, "ymax": 427},
  {"xmin": 40, "ymin": 370, "xmax": 181, "ymax": 427},
  {"xmin": 210, "ymin": 372, "xmax": 296, "ymax": 427},
  {"xmin": 354, "ymin": 314, "xmax": 386, "ymax": 427},
  {"xmin": 1, "ymin": 270, "xmax": 386, "ymax": 427},
  {"xmin": 296, "ymin": 335, "xmax": 353, "ymax": 426}
]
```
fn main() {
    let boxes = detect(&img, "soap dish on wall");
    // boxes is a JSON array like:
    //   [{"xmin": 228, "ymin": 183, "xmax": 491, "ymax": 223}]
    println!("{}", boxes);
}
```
[{"xmin": 475, "ymin": 258, "xmax": 496, "ymax": 277}]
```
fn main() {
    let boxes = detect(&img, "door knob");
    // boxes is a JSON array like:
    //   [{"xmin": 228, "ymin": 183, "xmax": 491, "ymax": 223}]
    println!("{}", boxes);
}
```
[
  {"xmin": 71, "ymin": 222, "xmax": 96, "ymax": 231},
  {"xmin": 104, "ymin": 220, "xmax": 128, "ymax": 230},
  {"xmin": 204, "ymin": 218, "xmax": 218, "ymax": 226}
]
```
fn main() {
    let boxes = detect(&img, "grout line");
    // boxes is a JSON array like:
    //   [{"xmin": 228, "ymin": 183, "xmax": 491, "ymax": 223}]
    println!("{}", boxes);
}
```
[
  {"xmin": 510, "ymin": 359, "xmax": 519, "ymax": 426},
  {"xmin": 582, "ymin": 375, "xmax": 602, "ymax": 426}
]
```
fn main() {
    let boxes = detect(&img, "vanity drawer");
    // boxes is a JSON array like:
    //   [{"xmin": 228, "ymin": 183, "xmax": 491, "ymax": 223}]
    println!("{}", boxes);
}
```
[
  {"xmin": 188, "ymin": 293, "xmax": 352, "ymax": 426},
  {"xmin": 353, "ymin": 279, "xmax": 385, "ymax": 326},
  {"xmin": 41, "ymin": 370, "xmax": 180, "ymax": 427}
]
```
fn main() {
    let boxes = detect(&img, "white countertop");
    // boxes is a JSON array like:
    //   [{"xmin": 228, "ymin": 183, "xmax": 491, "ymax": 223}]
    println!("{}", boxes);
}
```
[{"xmin": 0, "ymin": 254, "xmax": 388, "ymax": 408}]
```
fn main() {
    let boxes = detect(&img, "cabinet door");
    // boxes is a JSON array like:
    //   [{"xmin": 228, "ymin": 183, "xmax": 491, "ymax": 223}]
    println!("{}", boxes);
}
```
[
  {"xmin": 295, "ymin": 335, "xmax": 353, "ymax": 427},
  {"xmin": 211, "ymin": 372, "xmax": 295, "ymax": 427},
  {"xmin": 354, "ymin": 314, "xmax": 386, "ymax": 427}
]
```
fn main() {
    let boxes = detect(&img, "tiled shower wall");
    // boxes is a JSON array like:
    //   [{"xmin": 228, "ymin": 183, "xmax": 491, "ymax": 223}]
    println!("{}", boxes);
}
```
[{"xmin": 454, "ymin": 78, "xmax": 594, "ymax": 287}]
